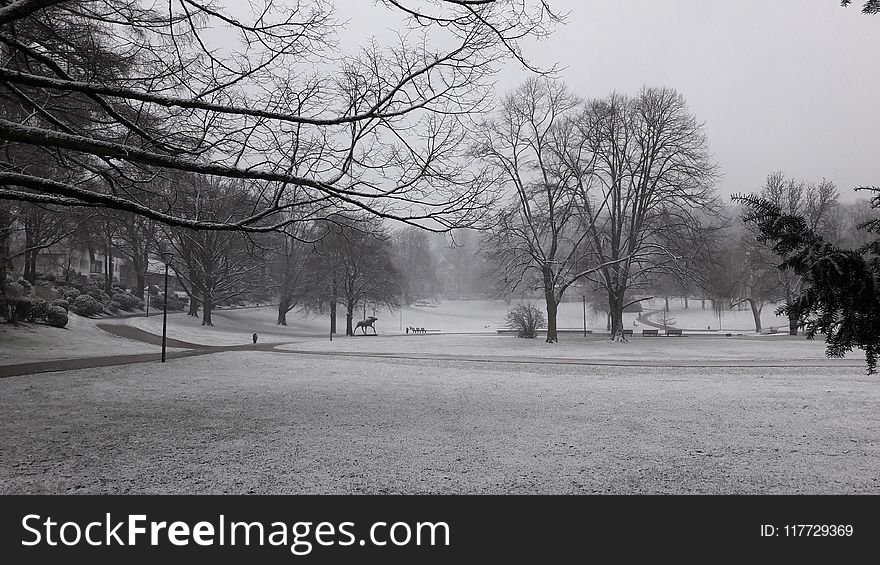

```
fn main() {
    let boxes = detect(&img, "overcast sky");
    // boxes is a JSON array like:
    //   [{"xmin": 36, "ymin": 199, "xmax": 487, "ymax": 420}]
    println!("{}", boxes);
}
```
[{"xmin": 339, "ymin": 0, "xmax": 880, "ymax": 202}]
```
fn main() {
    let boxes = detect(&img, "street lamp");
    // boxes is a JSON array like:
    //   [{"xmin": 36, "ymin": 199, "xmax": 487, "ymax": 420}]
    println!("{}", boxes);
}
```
[
  {"xmin": 582, "ymin": 293, "xmax": 588, "ymax": 338},
  {"xmin": 160, "ymin": 251, "xmax": 173, "ymax": 362}
]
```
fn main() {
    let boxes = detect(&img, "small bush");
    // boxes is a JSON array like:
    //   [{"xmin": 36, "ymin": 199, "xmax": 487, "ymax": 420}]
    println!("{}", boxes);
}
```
[
  {"xmin": 31, "ymin": 298, "xmax": 49, "ymax": 321},
  {"xmin": 151, "ymin": 294, "xmax": 185, "ymax": 311},
  {"xmin": 86, "ymin": 287, "xmax": 111, "ymax": 305},
  {"xmin": 50, "ymin": 298, "xmax": 70, "ymax": 312},
  {"xmin": 505, "ymin": 303, "xmax": 546, "ymax": 339},
  {"xmin": 71, "ymin": 294, "xmax": 103, "ymax": 317},
  {"xmin": 13, "ymin": 296, "xmax": 33, "ymax": 323},
  {"xmin": 45, "ymin": 305, "xmax": 69, "ymax": 328},
  {"xmin": 16, "ymin": 278, "xmax": 33, "ymax": 295},
  {"xmin": 111, "ymin": 291, "xmax": 143, "ymax": 311},
  {"xmin": 64, "ymin": 288, "xmax": 81, "ymax": 301}
]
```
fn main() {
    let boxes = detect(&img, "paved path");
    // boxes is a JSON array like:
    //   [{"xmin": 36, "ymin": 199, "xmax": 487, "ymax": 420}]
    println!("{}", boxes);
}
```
[{"xmin": 0, "ymin": 323, "xmax": 290, "ymax": 378}]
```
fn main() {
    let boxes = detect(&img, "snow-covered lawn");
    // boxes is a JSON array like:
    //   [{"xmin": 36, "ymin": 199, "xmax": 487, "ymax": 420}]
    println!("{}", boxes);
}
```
[
  {"xmin": 0, "ymin": 352, "xmax": 875, "ymax": 494},
  {"xmin": 279, "ymin": 332, "xmax": 859, "ymax": 365},
  {"xmin": 0, "ymin": 314, "xmax": 179, "ymax": 365},
  {"xmin": 124, "ymin": 309, "xmax": 317, "ymax": 347}
]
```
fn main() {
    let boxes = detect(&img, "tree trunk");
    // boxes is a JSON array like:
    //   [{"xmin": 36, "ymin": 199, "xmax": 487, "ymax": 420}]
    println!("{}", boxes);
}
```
[
  {"xmin": 545, "ymin": 299, "xmax": 558, "ymax": 343},
  {"xmin": 0, "ymin": 208, "xmax": 10, "ymax": 295},
  {"xmin": 135, "ymin": 270, "xmax": 145, "ymax": 300},
  {"xmin": 104, "ymin": 242, "xmax": 113, "ymax": 294},
  {"xmin": 23, "ymin": 250, "xmax": 35, "ymax": 283},
  {"xmin": 608, "ymin": 291, "xmax": 625, "ymax": 340},
  {"xmin": 277, "ymin": 295, "xmax": 291, "ymax": 325},
  {"xmin": 202, "ymin": 295, "xmax": 213, "ymax": 326},
  {"xmin": 131, "ymin": 248, "xmax": 146, "ymax": 298},
  {"xmin": 701, "ymin": 296, "xmax": 705, "ymax": 310},
  {"xmin": 664, "ymin": 296, "xmax": 669, "ymax": 312},
  {"xmin": 23, "ymin": 226, "xmax": 35, "ymax": 283},
  {"xmin": 188, "ymin": 296, "xmax": 199, "ymax": 317},
  {"xmin": 684, "ymin": 296, "xmax": 689, "ymax": 309},
  {"xmin": 785, "ymin": 285, "xmax": 797, "ymax": 336},
  {"xmin": 330, "ymin": 300, "xmax": 337, "ymax": 334},
  {"xmin": 542, "ymin": 267, "xmax": 558, "ymax": 343},
  {"xmin": 748, "ymin": 299, "xmax": 762, "ymax": 332},
  {"xmin": 345, "ymin": 302, "xmax": 354, "ymax": 336},
  {"xmin": 330, "ymin": 278, "xmax": 338, "ymax": 334}
]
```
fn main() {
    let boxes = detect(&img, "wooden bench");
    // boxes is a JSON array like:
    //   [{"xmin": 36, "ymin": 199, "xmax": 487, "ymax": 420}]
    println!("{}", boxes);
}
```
[
  {"xmin": 642, "ymin": 329, "xmax": 659, "ymax": 337},
  {"xmin": 622, "ymin": 329, "xmax": 634, "ymax": 337},
  {"xmin": 665, "ymin": 328, "xmax": 683, "ymax": 337}
]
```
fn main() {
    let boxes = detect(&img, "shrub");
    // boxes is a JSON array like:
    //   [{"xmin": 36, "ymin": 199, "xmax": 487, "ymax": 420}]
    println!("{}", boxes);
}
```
[
  {"xmin": 12, "ymin": 296, "xmax": 33, "ymax": 323},
  {"xmin": 71, "ymin": 294, "xmax": 103, "ymax": 317},
  {"xmin": 16, "ymin": 278, "xmax": 33, "ymax": 295},
  {"xmin": 45, "ymin": 305, "xmax": 69, "ymax": 328},
  {"xmin": 31, "ymin": 298, "xmax": 49, "ymax": 321},
  {"xmin": 64, "ymin": 287, "xmax": 81, "ymax": 301},
  {"xmin": 111, "ymin": 291, "xmax": 143, "ymax": 311},
  {"xmin": 86, "ymin": 287, "xmax": 111, "ymax": 304},
  {"xmin": 151, "ymin": 294, "xmax": 185, "ymax": 311},
  {"xmin": 505, "ymin": 303, "xmax": 546, "ymax": 339},
  {"xmin": 50, "ymin": 298, "xmax": 70, "ymax": 312}
]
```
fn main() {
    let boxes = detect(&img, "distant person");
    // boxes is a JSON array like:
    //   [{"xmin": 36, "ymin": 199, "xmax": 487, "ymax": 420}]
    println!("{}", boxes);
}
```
[{"xmin": 253, "ymin": 333, "xmax": 258, "ymax": 343}]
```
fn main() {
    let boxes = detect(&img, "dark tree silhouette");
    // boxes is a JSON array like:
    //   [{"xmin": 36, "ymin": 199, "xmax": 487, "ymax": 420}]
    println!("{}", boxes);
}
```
[
  {"xmin": 735, "ymin": 190, "xmax": 880, "ymax": 374},
  {"xmin": 0, "ymin": 0, "xmax": 560, "ymax": 233},
  {"xmin": 841, "ymin": 1, "xmax": 880, "ymax": 14}
]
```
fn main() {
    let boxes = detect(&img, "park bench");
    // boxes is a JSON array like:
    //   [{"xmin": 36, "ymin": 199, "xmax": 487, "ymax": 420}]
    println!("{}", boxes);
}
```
[
  {"xmin": 642, "ymin": 329, "xmax": 659, "ymax": 337},
  {"xmin": 407, "ymin": 327, "xmax": 440, "ymax": 334},
  {"xmin": 622, "ymin": 329, "xmax": 634, "ymax": 337},
  {"xmin": 665, "ymin": 328, "xmax": 683, "ymax": 337}
]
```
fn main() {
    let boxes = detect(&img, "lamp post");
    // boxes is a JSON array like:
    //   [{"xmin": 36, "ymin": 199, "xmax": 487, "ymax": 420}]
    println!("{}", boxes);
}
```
[
  {"xmin": 145, "ymin": 262, "xmax": 150, "ymax": 318},
  {"xmin": 160, "ymin": 251, "xmax": 173, "ymax": 362},
  {"xmin": 582, "ymin": 293, "xmax": 587, "ymax": 339}
]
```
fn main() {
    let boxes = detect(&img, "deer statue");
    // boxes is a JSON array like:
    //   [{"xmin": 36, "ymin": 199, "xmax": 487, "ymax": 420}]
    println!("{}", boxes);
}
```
[{"xmin": 355, "ymin": 316, "xmax": 378, "ymax": 335}]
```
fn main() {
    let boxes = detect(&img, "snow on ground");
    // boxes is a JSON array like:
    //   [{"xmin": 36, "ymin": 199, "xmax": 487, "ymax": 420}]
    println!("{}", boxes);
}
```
[
  {"xmin": 124, "ymin": 308, "xmax": 324, "ymax": 347},
  {"xmin": 128, "ymin": 300, "xmax": 640, "ymax": 345},
  {"xmin": 0, "ymin": 352, "xmax": 875, "ymax": 494},
  {"xmin": 0, "ymin": 314, "xmax": 181, "ymax": 365},
  {"xmin": 280, "ymin": 332, "xmax": 858, "ymax": 364}
]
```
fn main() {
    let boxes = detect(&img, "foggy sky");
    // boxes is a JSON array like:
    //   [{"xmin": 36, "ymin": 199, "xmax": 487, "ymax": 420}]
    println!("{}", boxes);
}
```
[{"xmin": 339, "ymin": 0, "xmax": 880, "ymax": 202}]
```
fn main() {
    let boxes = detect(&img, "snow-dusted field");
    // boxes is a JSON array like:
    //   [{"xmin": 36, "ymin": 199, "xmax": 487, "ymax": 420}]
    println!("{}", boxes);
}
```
[
  {"xmin": 1, "ymin": 301, "xmax": 873, "ymax": 495},
  {"xmin": 280, "ymin": 333, "xmax": 859, "ymax": 365},
  {"xmin": 0, "ymin": 352, "xmax": 875, "ymax": 494}
]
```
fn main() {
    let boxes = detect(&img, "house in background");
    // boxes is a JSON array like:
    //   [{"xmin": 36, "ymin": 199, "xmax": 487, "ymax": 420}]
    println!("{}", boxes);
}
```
[{"xmin": 28, "ymin": 241, "xmax": 124, "ymax": 285}]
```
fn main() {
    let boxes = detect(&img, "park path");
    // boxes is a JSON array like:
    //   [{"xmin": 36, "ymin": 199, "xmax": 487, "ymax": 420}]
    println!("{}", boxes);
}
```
[{"xmin": 0, "ymin": 323, "xmax": 289, "ymax": 378}]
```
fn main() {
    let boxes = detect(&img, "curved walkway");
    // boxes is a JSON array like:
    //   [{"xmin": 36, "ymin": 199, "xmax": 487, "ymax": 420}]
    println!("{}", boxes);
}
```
[{"xmin": 0, "ymin": 323, "xmax": 289, "ymax": 378}]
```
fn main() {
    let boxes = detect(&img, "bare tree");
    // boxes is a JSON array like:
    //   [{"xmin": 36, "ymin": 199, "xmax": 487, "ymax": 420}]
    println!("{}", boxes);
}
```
[
  {"xmin": 569, "ymin": 88, "xmax": 719, "ymax": 340},
  {"xmin": 271, "ymin": 225, "xmax": 312, "ymax": 326},
  {"xmin": 162, "ymin": 176, "xmax": 266, "ymax": 326},
  {"xmin": 0, "ymin": 0, "xmax": 561, "ymax": 233},
  {"xmin": 391, "ymin": 227, "xmax": 440, "ymax": 306},
  {"xmin": 302, "ymin": 219, "xmax": 400, "ymax": 336},
  {"xmin": 734, "ymin": 172, "xmax": 841, "ymax": 334},
  {"xmin": 476, "ymin": 78, "xmax": 620, "ymax": 343}
]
